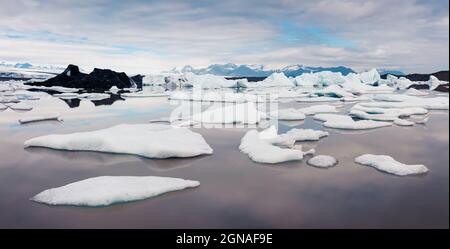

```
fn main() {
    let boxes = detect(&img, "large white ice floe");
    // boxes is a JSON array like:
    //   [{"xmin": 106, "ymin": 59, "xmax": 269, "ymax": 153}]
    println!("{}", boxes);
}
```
[
  {"xmin": 239, "ymin": 129, "xmax": 304, "ymax": 163},
  {"xmin": 191, "ymin": 102, "xmax": 266, "ymax": 124},
  {"xmin": 19, "ymin": 114, "xmax": 61, "ymax": 124},
  {"xmin": 358, "ymin": 96, "xmax": 449, "ymax": 110},
  {"xmin": 294, "ymin": 71, "xmax": 345, "ymax": 87},
  {"xmin": 29, "ymin": 85, "xmax": 80, "ymax": 93},
  {"xmin": 298, "ymin": 104, "xmax": 338, "ymax": 115},
  {"xmin": 296, "ymin": 96, "xmax": 341, "ymax": 102},
  {"xmin": 307, "ymin": 155, "xmax": 338, "ymax": 168},
  {"xmin": 24, "ymin": 124, "xmax": 213, "ymax": 158},
  {"xmin": 6, "ymin": 102, "xmax": 33, "ymax": 111},
  {"xmin": 314, "ymin": 113, "xmax": 392, "ymax": 130},
  {"xmin": 349, "ymin": 104, "xmax": 427, "ymax": 121},
  {"xmin": 253, "ymin": 72, "xmax": 295, "ymax": 88},
  {"xmin": 405, "ymin": 88, "xmax": 429, "ymax": 96},
  {"xmin": 315, "ymin": 85, "xmax": 354, "ymax": 98},
  {"xmin": 283, "ymin": 128, "xmax": 329, "ymax": 141},
  {"xmin": 270, "ymin": 108, "xmax": 305, "ymax": 120},
  {"xmin": 393, "ymin": 118, "xmax": 415, "ymax": 126},
  {"xmin": 31, "ymin": 176, "xmax": 200, "ymax": 206},
  {"xmin": 354, "ymin": 154, "xmax": 428, "ymax": 176}
]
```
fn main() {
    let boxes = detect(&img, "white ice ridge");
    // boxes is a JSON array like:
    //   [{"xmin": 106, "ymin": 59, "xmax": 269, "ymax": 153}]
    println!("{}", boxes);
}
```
[
  {"xmin": 239, "ymin": 129, "xmax": 304, "ymax": 163},
  {"xmin": 24, "ymin": 124, "xmax": 213, "ymax": 158},
  {"xmin": 354, "ymin": 154, "xmax": 429, "ymax": 176},
  {"xmin": 191, "ymin": 102, "xmax": 266, "ymax": 124},
  {"xmin": 314, "ymin": 113, "xmax": 392, "ymax": 130},
  {"xmin": 298, "ymin": 104, "xmax": 338, "ymax": 115},
  {"xmin": 307, "ymin": 155, "xmax": 338, "ymax": 168},
  {"xmin": 19, "ymin": 114, "xmax": 61, "ymax": 124},
  {"xmin": 31, "ymin": 176, "xmax": 200, "ymax": 206}
]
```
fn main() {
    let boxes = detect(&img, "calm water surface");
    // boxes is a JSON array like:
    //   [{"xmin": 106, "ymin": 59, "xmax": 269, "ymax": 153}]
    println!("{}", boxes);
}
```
[{"xmin": 0, "ymin": 90, "xmax": 448, "ymax": 228}]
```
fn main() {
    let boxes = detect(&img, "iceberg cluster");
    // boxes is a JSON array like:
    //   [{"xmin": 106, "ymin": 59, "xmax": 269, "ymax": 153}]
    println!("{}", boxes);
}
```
[{"xmin": 31, "ymin": 176, "xmax": 200, "ymax": 206}]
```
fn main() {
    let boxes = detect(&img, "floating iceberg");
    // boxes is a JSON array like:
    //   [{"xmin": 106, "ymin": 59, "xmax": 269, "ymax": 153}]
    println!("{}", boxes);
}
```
[
  {"xmin": 19, "ymin": 114, "xmax": 61, "ymax": 124},
  {"xmin": 315, "ymin": 85, "xmax": 354, "ymax": 98},
  {"xmin": 24, "ymin": 124, "xmax": 213, "ymax": 158},
  {"xmin": 355, "ymin": 154, "xmax": 428, "ymax": 176},
  {"xmin": 359, "ymin": 69, "xmax": 380, "ymax": 85},
  {"xmin": 405, "ymin": 88, "xmax": 428, "ymax": 96},
  {"xmin": 254, "ymin": 72, "xmax": 295, "ymax": 88},
  {"xmin": 7, "ymin": 102, "xmax": 33, "ymax": 111},
  {"xmin": 314, "ymin": 113, "xmax": 392, "ymax": 130},
  {"xmin": 358, "ymin": 96, "xmax": 449, "ymax": 110},
  {"xmin": 294, "ymin": 71, "xmax": 345, "ymax": 87},
  {"xmin": 191, "ymin": 102, "xmax": 266, "ymax": 124},
  {"xmin": 239, "ymin": 129, "xmax": 304, "ymax": 163},
  {"xmin": 296, "ymin": 96, "xmax": 341, "ymax": 102},
  {"xmin": 169, "ymin": 91, "xmax": 269, "ymax": 103},
  {"xmin": 393, "ymin": 118, "xmax": 414, "ymax": 126},
  {"xmin": 0, "ymin": 103, "xmax": 6, "ymax": 110},
  {"xmin": 53, "ymin": 92, "xmax": 79, "ymax": 98},
  {"xmin": 31, "ymin": 176, "xmax": 200, "ymax": 206},
  {"xmin": 307, "ymin": 155, "xmax": 338, "ymax": 168},
  {"xmin": 415, "ymin": 117, "xmax": 429, "ymax": 124},
  {"xmin": 349, "ymin": 104, "xmax": 428, "ymax": 121},
  {"xmin": 298, "ymin": 104, "xmax": 338, "ymax": 115},
  {"xmin": 183, "ymin": 72, "xmax": 240, "ymax": 89},
  {"xmin": 283, "ymin": 128, "xmax": 329, "ymax": 141},
  {"xmin": 270, "ymin": 108, "xmax": 305, "ymax": 120}
]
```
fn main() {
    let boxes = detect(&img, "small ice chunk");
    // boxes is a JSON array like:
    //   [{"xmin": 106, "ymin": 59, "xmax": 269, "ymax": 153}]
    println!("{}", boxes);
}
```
[
  {"xmin": 307, "ymin": 155, "xmax": 338, "ymax": 168},
  {"xmin": 19, "ymin": 114, "xmax": 61, "ymax": 124},
  {"xmin": 78, "ymin": 93, "xmax": 110, "ymax": 101},
  {"xmin": 24, "ymin": 124, "xmax": 213, "ymax": 158},
  {"xmin": 109, "ymin": 86, "xmax": 120, "ymax": 93},
  {"xmin": 239, "ymin": 129, "xmax": 304, "ymax": 164},
  {"xmin": 31, "ymin": 176, "xmax": 200, "ymax": 206},
  {"xmin": 415, "ymin": 117, "xmax": 429, "ymax": 124},
  {"xmin": 298, "ymin": 104, "xmax": 338, "ymax": 115},
  {"xmin": 355, "ymin": 154, "xmax": 428, "ymax": 176},
  {"xmin": 393, "ymin": 118, "xmax": 414, "ymax": 126}
]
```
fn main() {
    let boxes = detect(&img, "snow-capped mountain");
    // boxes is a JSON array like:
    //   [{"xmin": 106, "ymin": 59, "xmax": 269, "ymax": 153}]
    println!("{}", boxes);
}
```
[
  {"xmin": 377, "ymin": 69, "xmax": 405, "ymax": 76},
  {"xmin": 168, "ymin": 63, "xmax": 355, "ymax": 77}
]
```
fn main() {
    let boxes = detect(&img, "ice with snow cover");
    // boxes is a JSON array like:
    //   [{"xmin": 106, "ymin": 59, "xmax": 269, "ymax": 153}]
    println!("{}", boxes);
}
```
[
  {"xmin": 24, "ymin": 124, "xmax": 213, "ymax": 158},
  {"xmin": 307, "ymin": 155, "xmax": 338, "ymax": 168},
  {"xmin": 355, "ymin": 154, "xmax": 428, "ymax": 176},
  {"xmin": 314, "ymin": 113, "xmax": 392, "ymax": 130},
  {"xmin": 31, "ymin": 176, "xmax": 200, "ymax": 206}
]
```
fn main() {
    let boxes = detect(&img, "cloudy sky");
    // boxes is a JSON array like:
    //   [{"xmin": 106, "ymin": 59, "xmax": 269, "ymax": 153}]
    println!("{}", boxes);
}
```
[{"xmin": 0, "ymin": 0, "xmax": 448, "ymax": 74}]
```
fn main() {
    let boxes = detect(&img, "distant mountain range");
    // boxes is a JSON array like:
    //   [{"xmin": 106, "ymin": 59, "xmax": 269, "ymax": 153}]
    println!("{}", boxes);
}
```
[
  {"xmin": 167, "ymin": 63, "xmax": 356, "ymax": 77},
  {"xmin": 0, "ymin": 62, "xmax": 64, "ymax": 71}
]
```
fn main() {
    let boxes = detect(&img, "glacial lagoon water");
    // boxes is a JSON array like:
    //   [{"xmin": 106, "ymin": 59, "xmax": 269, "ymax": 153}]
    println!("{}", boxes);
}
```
[{"xmin": 0, "ymin": 88, "xmax": 448, "ymax": 228}]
